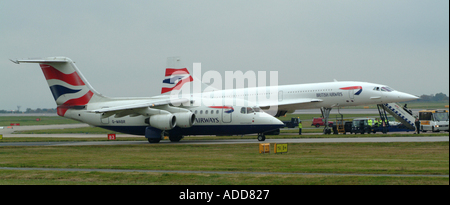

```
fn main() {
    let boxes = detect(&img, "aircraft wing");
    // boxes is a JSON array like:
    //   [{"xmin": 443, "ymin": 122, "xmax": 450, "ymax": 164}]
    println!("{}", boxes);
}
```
[
  {"xmin": 90, "ymin": 98, "xmax": 191, "ymax": 118},
  {"xmin": 259, "ymin": 98, "xmax": 323, "ymax": 112}
]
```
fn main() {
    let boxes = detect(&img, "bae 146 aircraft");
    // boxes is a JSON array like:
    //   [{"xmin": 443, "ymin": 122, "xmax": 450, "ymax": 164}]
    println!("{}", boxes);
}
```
[{"xmin": 10, "ymin": 57, "xmax": 284, "ymax": 143}]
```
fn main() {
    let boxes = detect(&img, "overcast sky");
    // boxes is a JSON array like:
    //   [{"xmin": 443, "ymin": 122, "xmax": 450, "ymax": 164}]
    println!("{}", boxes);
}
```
[{"xmin": 1, "ymin": 0, "xmax": 448, "ymax": 110}]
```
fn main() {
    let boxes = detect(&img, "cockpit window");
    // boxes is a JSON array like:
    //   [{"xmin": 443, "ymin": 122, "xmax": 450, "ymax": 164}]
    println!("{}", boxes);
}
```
[
  {"xmin": 381, "ymin": 87, "xmax": 394, "ymax": 92},
  {"xmin": 241, "ymin": 107, "xmax": 257, "ymax": 114},
  {"xmin": 373, "ymin": 87, "xmax": 380, "ymax": 91},
  {"xmin": 253, "ymin": 107, "xmax": 262, "ymax": 112}
]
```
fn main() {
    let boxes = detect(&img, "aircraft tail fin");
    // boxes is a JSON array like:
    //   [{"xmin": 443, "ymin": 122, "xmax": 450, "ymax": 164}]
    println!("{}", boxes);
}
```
[
  {"xmin": 11, "ymin": 57, "xmax": 108, "ymax": 116},
  {"xmin": 161, "ymin": 57, "xmax": 194, "ymax": 95}
]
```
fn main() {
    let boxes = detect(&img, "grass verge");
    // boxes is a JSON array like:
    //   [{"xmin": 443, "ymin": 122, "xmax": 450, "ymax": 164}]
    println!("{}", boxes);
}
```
[{"xmin": 0, "ymin": 142, "xmax": 448, "ymax": 184}]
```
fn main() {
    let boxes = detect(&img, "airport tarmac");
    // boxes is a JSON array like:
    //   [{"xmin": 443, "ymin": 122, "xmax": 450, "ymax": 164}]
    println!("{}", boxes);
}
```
[
  {"xmin": 1, "ymin": 136, "xmax": 448, "ymax": 147},
  {"xmin": 1, "ymin": 122, "xmax": 449, "ymax": 146}
]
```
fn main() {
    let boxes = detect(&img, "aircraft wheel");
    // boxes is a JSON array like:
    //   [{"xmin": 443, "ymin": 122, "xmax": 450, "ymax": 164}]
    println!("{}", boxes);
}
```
[
  {"xmin": 257, "ymin": 134, "xmax": 266, "ymax": 141},
  {"xmin": 148, "ymin": 138, "xmax": 161, "ymax": 143},
  {"xmin": 169, "ymin": 135, "xmax": 183, "ymax": 142}
]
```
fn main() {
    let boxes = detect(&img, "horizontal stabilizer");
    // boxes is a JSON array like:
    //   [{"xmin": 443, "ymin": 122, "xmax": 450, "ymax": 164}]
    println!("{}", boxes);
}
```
[{"xmin": 10, "ymin": 57, "xmax": 70, "ymax": 64}]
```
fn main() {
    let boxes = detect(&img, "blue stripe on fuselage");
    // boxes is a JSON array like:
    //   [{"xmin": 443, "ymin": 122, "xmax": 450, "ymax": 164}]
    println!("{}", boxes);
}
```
[{"xmin": 98, "ymin": 124, "xmax": 283, "ymax": 136}]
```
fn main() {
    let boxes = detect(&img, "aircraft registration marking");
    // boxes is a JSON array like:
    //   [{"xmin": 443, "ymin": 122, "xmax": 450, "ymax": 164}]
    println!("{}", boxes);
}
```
[{"xmin": 112, "ymin": 120, "xmax": 126, "ymax": 124}]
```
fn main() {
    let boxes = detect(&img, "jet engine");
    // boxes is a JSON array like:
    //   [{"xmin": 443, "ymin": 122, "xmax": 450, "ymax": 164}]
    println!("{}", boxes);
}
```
[
  {"xmin": 147, "ymin": 114, "xmax": 176, "ymax": 130},
  {"xmin": 174, "ymin": 112, "xmax": 196, "ymax": 128}
]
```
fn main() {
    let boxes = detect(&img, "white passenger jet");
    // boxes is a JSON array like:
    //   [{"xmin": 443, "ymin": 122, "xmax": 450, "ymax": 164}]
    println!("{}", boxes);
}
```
[
  {"xmin": 199, "ymin": 76, "xmax": 418, "ymax": 134},
  {"xmin": 160, "ymin": 57, "xmax": 418, "ymax": 134},
  {"xmin": 10, "ymin": 57, "xmax": 284, "ymax": 143}
]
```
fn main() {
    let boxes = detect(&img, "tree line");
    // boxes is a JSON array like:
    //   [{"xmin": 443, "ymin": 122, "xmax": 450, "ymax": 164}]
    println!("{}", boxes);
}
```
[
  {"xmin": 0, "ymin": 108, "xmax": 57, "ymax": 114},
  {"xmin": 414, "ymin": 92, "xmax": 449, "ymax": 102}
]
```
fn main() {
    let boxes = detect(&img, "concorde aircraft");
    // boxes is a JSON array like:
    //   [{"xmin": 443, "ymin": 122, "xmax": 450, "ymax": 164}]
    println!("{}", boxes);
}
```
[
  {"xmin": 204, "ymin": 80, "xmax": 418, "ymax": 134},
  {"xmin": 10, "ymin": 57, "xmax": 284, "ymax": 143},
  {"xmin": 158, "ymin": 57, "xmax": 418, "ymax": 134}
]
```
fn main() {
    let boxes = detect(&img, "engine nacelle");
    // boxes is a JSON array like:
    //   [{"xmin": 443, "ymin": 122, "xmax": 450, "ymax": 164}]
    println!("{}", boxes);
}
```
[
  {"xmin": 148, "ymin": 114, "xmax": 176, "ymax": 130},
  {"xmin": 174, "ymin": 112, "xmax": 196, "ymax": 128}
]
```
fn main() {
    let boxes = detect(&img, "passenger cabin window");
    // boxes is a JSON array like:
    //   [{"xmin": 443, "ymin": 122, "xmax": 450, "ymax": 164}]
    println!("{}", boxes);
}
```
[{"xmin": 205, "ymin": 110, "xmax": 208, "ymax": 114}]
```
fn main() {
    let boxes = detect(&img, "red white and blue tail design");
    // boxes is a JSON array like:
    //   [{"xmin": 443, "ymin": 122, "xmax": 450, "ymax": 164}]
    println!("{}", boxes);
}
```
[
  {"xmin": 10, "ymin": 57, "xmax": 103, "ymax": 116},
  {"xmin": 161, "ymin": 68, "xmax": 193, "ymax": 94},
  {"xmin": 40, "ymin": 64, "xmax": 95, "ymax": 116}
]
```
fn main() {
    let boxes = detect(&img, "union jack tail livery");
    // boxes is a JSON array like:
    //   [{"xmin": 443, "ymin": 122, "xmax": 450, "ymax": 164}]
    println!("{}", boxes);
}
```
[
  {"xmin": 161, "ymin": 68, "xmax": 193, "ymax": 94},
  {"xmin": 10, "ymin": 57, "xmax": 105, "ymax": 116}
]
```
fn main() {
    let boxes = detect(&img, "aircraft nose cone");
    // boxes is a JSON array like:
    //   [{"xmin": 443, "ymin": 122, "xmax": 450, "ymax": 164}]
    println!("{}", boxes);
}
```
[
  {"xmin": 273, "ymin": 118, "xmax": 285, "ymax": 128},
  {"xmin": 398, "ymin": 92, "xmax": 419, "ymax": 101}
]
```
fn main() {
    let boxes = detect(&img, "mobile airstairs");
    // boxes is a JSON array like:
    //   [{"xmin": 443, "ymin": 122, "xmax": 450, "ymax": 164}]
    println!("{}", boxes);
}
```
[{"xmin": 378, "ymin": 103, "xmax": 416, "ymax": 130}]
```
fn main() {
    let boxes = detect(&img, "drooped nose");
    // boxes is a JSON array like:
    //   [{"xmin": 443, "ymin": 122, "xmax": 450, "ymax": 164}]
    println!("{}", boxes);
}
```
[{"xmin": 396, "ymin": 91, "xmax": 419, "ymax": 102}]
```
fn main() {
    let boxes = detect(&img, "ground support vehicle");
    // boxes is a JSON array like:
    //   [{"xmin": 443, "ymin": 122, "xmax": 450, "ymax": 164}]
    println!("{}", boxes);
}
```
[
  {"xmin": 419, "ymin": 109, "xmax": 449, "ymax": 132},
  {"xmin": 283, "ymin": 117, "xmax": 300, "ymax": 128},
  {"xmin": 311, "ymin": 117, "xmax": 334, "ymax": 128}
]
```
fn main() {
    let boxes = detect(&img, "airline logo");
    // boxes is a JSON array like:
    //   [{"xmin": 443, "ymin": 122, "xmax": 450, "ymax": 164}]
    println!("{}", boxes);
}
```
[
  {"xmin": 339, "ymin": 86, "xmax": 363, "ymax": 95},
  {"xmin": 40, "ymin": 64, "xmax": 93, "ymax": 116},
  {"xmin": 208, "ymin": 106, "xmax": 234, "ymax": 114},
  {"xmin": 161, "ymin": 68, "xmax": 194, "ymax": 94}
]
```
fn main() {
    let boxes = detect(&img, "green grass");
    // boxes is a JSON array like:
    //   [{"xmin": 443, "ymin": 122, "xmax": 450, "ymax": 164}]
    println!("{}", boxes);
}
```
[
  {"xmin": 12, "ymin": 126, "xmax": 117, "ymax": 135},
  {"xmin": 1, "ymin": 104, "xmax": 448, "ymax": 185},
  {"xmin": 0, "ymin": 142, "xmax": 448, "ymax": 185},
  {"xmin": 0, "ymin": 116, "xmax": 80, "ymax": 126},
  {"xmin": 0, "ymin": 169, "xmax": 446, "ymax": 185}
]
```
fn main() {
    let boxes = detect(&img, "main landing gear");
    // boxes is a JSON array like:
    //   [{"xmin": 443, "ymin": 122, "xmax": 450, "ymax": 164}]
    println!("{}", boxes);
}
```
[
  {"xmin": 257, "ymin": 133, "xmax": 266, "ymax": 141},
  {"xmin": 147, "ymin": 133, "xmax": 184, "ymax": 143},
  {"xmin": 321, "ymin": 107, "xmax": 333, "ymax": 134},
  {"xmin": 169, "ymin": 134, "xmax": 183, "ymax": 142}
]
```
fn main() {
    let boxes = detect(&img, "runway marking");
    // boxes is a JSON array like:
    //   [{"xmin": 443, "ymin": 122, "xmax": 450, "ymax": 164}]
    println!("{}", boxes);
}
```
[{"xmin": 0, "ymin": 167, "xmax": 448, "ymax": 178}]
